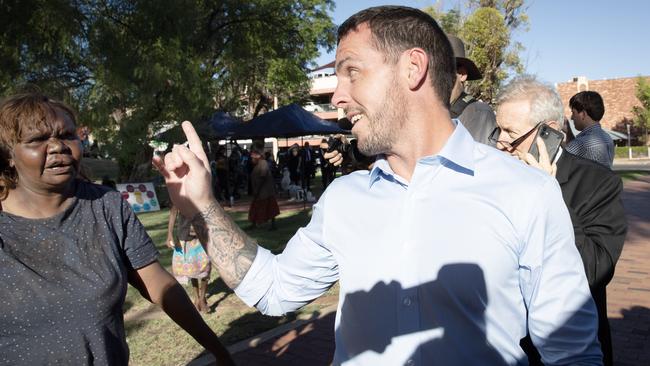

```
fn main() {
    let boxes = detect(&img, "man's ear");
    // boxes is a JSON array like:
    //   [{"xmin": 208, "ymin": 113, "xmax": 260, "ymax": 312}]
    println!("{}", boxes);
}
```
[
  {"xmin": 456, "ymin": 65, "xmax": 468, "ymax": 83},
  {"xmin": 404, "ymin": 48, "xmax": 429, "ymax": 90}
]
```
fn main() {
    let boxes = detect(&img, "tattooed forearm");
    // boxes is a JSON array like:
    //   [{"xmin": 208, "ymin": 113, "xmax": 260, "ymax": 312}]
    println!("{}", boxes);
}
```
[{"xmin": 192, "ymin": 201, "xmax": 258, "ymax": 288}]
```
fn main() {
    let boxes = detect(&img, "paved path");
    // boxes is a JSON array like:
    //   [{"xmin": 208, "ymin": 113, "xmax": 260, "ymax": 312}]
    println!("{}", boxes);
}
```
[
  {"xmin": 192, "ymin": 175, "xmax": 650, "ymax": 365},
  {"xmin": 613, "ymin": 158, "xmax": 650, "ymax": 172},
  {"xmin": 607, "ymin": 175, "xmax": 650, "ymax": 366}
]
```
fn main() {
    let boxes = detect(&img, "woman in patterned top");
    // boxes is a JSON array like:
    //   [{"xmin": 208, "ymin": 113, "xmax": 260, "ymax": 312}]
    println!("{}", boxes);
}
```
[{"xmin": 0, "ymin": 93, "xmax": 233, "ymax": 365}]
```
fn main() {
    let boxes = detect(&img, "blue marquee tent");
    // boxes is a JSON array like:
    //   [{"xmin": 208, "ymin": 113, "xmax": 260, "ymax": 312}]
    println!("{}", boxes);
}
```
[
  {"xmin": 208, "ymin": 103, "xmax": 348, "ymax": 139},
  {"xmin": 208, "ymin": 111, "xmax": 246, "ymax": 138}
]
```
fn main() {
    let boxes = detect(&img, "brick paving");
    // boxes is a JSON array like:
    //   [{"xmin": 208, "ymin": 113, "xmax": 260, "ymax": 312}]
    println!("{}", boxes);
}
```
[
  {"xmin": 607, "ymin": 175, "xmax": 650, "ymax": 366},
  {"xmin": 193, "ymin": 174, "xmax": 650, "ymax": 366}
]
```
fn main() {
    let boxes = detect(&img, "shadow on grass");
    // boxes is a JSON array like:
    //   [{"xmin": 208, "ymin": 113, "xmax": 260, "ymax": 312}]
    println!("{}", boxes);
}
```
[
  {"xmin": 124, "ymin": 317, "xmax": 149, "ymax": 335},
  {"xmin": 123, "ymin": 299, "xmax": 134, "ymax": 313},
  {"xmin": 208, "ymin": 277, "xmax": 233, "ymax": 313},
  {"xmin": 236, "ymin": 209, "xmax": 313, "ymax": 253}
]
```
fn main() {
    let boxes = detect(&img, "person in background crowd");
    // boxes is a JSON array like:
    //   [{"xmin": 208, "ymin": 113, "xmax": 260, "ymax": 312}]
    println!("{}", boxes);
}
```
[
  {"xmin": 0, "ymin": 92, "xmax": 233, "ymax": 365},
  {"xmin": 154, "ymin": 6, "xmax": 601, "ymax": 365},
  {"xmin": 227, "ymin": 144, "xmax": 242, "ymax": 199},
  {"xmin": 213, "ymin": 146, "xmax": 229, "ymax": 202},
  {"xmin": 492, "ymin": 76, "xmax": 627, "ymax": 365},
  {"xmin": 167, "ymin": 205, "xmax": 212, "ymax": 313},
  {"xmin": 566, "ymin": 91, "xmax": 614, "ymax": 168},
  {"xmin": 447, "ymin": 34, "xmax": 497, "ymax": 145},
  {"xmin": 248, "ymin": 144, "xmax": 279, "ymax": 230},
  {"xmin": 287, "ymin": 144, "xmax": 301, "ymax": 186},
  {"xmin": 101, "ymin": 174, "xmax": 116, "ymax": 190},
  {"xmin": 265, "ymin": 151, "xmax": 279, "ymax": 179},
  {"xmin": 300, "ymin": 141, "xmax": 315, "ymax": 191},
  {"xmin": 319, "ymin": 138, "xmax": 337, "ymax": 189}
]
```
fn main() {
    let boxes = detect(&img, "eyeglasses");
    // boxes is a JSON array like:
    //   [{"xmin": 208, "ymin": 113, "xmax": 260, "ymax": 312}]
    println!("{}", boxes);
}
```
[{"xmin": 488, "ymin": 121, "xmax": 544, "ymax": 152}]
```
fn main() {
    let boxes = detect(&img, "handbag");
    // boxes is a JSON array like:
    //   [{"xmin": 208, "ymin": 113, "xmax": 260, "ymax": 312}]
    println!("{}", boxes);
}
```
[{"xmin": 171, "ymin": 238, "xmax": 210, "ymax": 278}]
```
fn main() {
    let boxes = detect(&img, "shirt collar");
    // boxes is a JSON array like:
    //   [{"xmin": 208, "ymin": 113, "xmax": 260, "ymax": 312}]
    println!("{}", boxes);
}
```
[
  {"xmin": 368, "ymin": 119, "xmax": 476, "ymax": 187},
  {"xmin": 579, "ymin": 122, "xmax": 602, "ymax": 134}
]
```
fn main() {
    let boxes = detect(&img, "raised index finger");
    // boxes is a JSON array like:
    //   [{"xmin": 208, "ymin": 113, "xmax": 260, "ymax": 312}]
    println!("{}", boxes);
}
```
[{"xmin": 181, "ymin": 121, "xmax": 210, "ymax": 171}]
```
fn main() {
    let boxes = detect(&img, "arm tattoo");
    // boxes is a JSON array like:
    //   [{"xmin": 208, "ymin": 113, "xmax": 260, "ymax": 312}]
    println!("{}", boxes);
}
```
[{"xmin": 192, "ymin": 201, "xmax": 258, "ymax": 288}]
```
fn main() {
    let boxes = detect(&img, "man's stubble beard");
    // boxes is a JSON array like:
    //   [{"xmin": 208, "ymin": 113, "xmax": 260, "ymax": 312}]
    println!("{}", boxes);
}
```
[{"xmin": 356, "ymin": 79, "xmax": 406, "ymax": 156}]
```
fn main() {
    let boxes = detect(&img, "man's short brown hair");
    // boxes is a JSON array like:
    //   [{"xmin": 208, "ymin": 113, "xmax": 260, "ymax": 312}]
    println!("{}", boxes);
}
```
[{"xmin": 337, "ymin": 6, "xmax": 456, "ymax": 108}]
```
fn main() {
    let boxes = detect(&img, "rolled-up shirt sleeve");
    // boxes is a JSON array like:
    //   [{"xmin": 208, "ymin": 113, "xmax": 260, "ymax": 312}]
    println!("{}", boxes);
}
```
[
  {"xmin": 519, "ymin": 179, "xmax": 603, "ymax": 365},
  {"xmin": 235, "ymin": 192, "xmax": 339, "ymax": 316}
]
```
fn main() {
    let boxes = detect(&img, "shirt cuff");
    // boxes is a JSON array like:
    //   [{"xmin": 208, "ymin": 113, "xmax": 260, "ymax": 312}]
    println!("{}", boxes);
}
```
[{"xmin": 234, "ymin": 245, "xmax": 275, "ymax": 307}]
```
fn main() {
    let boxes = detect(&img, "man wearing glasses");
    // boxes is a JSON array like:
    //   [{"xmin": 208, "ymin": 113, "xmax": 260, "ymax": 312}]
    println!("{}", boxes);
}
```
[{"xmin": 492, "ymin": 76, "xmax": 627, "ymax": 366}]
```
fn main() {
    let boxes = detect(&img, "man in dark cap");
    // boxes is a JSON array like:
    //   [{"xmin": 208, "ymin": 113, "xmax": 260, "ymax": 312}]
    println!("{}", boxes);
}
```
[{"xmin": 447, "ymin": 34, "xmax": 497, "ymax": 145}]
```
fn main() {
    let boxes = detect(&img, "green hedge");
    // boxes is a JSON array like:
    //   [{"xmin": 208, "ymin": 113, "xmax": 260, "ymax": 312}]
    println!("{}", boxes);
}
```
[{"xmin": 615, "ymin": 146, "xmax": 650, "ymax": 158}]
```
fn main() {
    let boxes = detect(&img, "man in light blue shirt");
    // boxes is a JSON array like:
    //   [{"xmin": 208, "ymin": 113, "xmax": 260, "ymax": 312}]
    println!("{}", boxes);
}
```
[{"xmin": 154, "ymin": 6, "xmax": 602, "ymax": 366}]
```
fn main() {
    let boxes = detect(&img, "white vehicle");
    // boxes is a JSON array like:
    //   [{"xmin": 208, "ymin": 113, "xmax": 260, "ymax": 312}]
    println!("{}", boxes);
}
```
[{"xmin": 303, "ymin": 101, "xmax": 324, "ymax": 113}]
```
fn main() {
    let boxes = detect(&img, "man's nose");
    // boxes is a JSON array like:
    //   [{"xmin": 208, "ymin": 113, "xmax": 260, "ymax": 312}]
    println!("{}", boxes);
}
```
[{"xmin": 331, "ymin": 80, "xmax": 349, "ymax": 109}]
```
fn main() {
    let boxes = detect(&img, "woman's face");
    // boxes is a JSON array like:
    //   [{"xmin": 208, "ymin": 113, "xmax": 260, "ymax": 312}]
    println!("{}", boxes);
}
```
[{"xmin": 11, "ymin": 108, "xmax": 82, "ymax": 192}]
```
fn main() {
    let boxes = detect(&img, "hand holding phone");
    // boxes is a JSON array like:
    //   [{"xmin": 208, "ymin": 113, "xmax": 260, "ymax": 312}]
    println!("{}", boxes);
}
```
[
  {"xmin": 322, "ymin": 136, "xmax": 347, "ymax": 167},
  {"xmin": 528, "ymin": 124, "xmax": 563, "ymax": 162},
  {"xmin": 326, "ymin": 136, "xmax": 343, "ymax": 153}
]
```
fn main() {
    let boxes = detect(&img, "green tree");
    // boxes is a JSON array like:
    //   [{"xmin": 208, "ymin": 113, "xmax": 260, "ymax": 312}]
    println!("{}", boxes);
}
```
[
  {"xmin": 464, "ymin": 0, "xmax": 528, "ymax": 102},
  {"xmin": 423, "ymin": 0, "xmax": 529, "ymax": 103},
  {"xmin": 0, "ymin": 0, "xmax": 91, "ymax": 101},
  {"xmin": 422, "ymin": 5, "xmax": 463, "ymax": 35},
  {"xmin": 632, "ymin": 77, "xmax": 650, "ymax": 146},
  {"xmin": 0, "ymin": 0, "xmax": 336, "ymax": 180},
  {"xmin": 461, "ymin": 7, "xmax": 509, "ymax": 102}
]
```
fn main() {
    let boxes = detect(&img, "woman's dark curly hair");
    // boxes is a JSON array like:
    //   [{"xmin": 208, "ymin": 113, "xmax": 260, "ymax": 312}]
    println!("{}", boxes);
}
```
[{"xmin": 0, "ymin": 93, "xmax": 78, "ymax": 200}]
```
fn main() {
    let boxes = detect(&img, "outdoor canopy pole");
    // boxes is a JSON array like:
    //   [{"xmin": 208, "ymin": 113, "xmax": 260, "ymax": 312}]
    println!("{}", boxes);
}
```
[{"xmin": 301, "ymin": 136, "xmax": 305, "ymax": 210}]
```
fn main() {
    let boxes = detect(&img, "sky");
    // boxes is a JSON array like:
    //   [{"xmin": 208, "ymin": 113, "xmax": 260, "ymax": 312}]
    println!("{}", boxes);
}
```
[{"xmin": 315, "ymin": 0, "xmax": 650, "ymax": 84}]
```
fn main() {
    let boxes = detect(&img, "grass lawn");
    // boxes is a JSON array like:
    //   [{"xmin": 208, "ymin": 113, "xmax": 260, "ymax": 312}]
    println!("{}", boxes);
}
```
[
  {"xmin": 125, "ymin": 200, "xmax": 339, "ymax": 366},
  {"xmin": 617, "ymin": 170, "xmax": 650, "ymax": 182}
]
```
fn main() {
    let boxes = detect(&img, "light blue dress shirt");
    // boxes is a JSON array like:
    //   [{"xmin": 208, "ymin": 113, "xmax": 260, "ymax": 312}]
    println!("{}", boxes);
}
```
[{"xmin": 235, "ymin": 122, "xmax": 602, "ymax": 366}]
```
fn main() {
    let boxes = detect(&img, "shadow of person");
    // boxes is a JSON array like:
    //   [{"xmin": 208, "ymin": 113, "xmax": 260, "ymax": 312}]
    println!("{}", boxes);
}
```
[
  {"xmin": 336, "ymin": 263, "xmax": 509, "ymax": 365},
  {"xmin": 185, "ymin": 262, "xmax": 603, "ymax": 365},
  {"xmin": 207, "ymin": 276, "xmax": 233, "ymax": 313},
  {"xmin": 608, "ymin": 306, "xmax": 650, "ymax": 366}
]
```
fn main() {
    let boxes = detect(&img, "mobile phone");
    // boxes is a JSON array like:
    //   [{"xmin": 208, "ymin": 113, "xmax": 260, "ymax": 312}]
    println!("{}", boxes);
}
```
[
  {"xmin": 528, "ymin": 124, "xmax": 564, "ymax": 162},
  {"xmin": 326, "ymin": 136, "xmax": 343, "ymax": 153}
]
